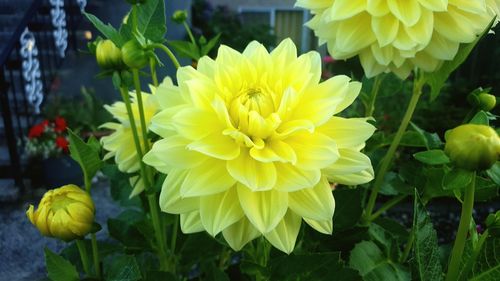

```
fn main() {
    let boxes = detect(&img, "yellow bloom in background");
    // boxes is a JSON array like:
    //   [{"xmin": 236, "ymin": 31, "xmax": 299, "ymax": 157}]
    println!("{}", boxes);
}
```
[
  {"xmin": 296, "ymin": 0, "xmax": 500, "ymax": 78},
  {"xmin": 26, "ymin": 184, "xmax": 95, "ymax": 241},
  {"xmin": 100, "ymin": 79, "xmax": 171, "ymax": 197},
  {"xmin": 144, "ymin": 39, "xmax": 375, "ymax": 253}
]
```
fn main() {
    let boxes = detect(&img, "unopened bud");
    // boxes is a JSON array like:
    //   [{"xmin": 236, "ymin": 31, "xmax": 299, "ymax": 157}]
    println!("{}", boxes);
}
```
[
  {"xmin": 121, "ymin": 40, "xmax": 150, "ymax": 69},
  {"xmin": 172, "ymin": 10, "xmax": 188, "ymax": 24},
  {"xmin": 96, "ymin": 40, "xmax": 124, "ymax": 69},
  {"xmin": 478, "ymin": 93, "xmax": 496, "ymax": 111}
]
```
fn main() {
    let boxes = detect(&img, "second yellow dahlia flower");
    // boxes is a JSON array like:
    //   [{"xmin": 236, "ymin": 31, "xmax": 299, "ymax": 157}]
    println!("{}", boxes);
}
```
[
  {"xmin": 100, "ymin": 79, "xmax": 171, "ymax": 197},
  {"xmin": 144, "ymin": 39, "xmax": 375, "ymax": 254},
  {"xmin": 296, "ymin": 0, "xmax": 500, "ymax": 78}
]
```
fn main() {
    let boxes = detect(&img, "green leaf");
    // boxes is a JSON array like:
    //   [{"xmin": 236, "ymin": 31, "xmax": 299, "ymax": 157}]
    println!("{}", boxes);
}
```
[
  {"xmin": 332, "ymin": 188, "xmax": 363, "ymax": 231},
  {"xmin": 414, "ymin": 150, "xmax": 450, "ymax": 165},
  {"xmin": 413, "ymin": 192, "xmax": 443, "ymax": 281},
  {"xmin": 424, "ymin": 19, "xmax": 495, "ymax": 100},
  {"xmin": 101, "ymin": 164, "xmax": 141, "ymax": 207},
  {"xmin": 137, "ymin": 0, "xmax": 166, "ymax": 42},
  {"xmin": 468, "ymin": 237, "xmax": 500, "ymax": 280},
  {"xmin": 442, "ymin": 168, "xmax": 474, "ymax": 190},
  {"xmin": 270, "ymin": 252, "xmax": 359, "ymax": 281},
  {"xmin": 145, "ymin": 271, "xmax": 179, "ymax": 281},
  {"xmin": 469, "ymin": 111, "xmax": 490, "ymax": 125},
  {"xmin": 44, "ymin": 248, "xmax": 79, "ymax": 281},
  {"xmin": 168, "ymin": 40, "xmax": 201, "ymax": 60},
  {"xmin": 486, "ymin": 162, "xmax": 500, "ymax": 185},
  {"xmin": 68, "ymin": 130, "xmax": 103, "ymax": 187},
  {"xmin": 349, "ymin": 241, "xmax": 410, "ymax": 281},
  {"xmin": 83, "ymin": 12, "xmax": 124, "ymax": 46},
  {"xmin": 200, "ymin": 33, "xmax": 221, "ymax": 56},
  {"xmin": 380, "ymin": 172, "xmax": 413, "ymax": 196},
  {"xmin": 107, "ymin": 210, "xmax": 153, "ymax": 249},
  {"xmin": 410, "ymin": 122, "xmax": 444, "ymax": 150},
  {"xmin": 104, "ymin": 255, "xmax": 142, "ymax": 281}
]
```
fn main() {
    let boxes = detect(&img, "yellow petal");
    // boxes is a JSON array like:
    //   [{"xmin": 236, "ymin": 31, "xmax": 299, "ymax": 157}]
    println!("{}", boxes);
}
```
[
  {"xmin": 286, "ymin": 132, "xmax": 340, "ymax": 170},
  {"xmin": 250, "ymin": 139, "xmax": 297, "ymax": 164},
  {"xmin": 200, "ymin": 187, "xmax": 244, "ymax": 236},
  {"xmin": 329, "ymin": 0, "xmax": 367, "ymax": 21},
  {"xmin": 159, "ymin": 169, "xmax": 199, "ymax": 214},
  {"xmin": 274, "ymin": 163, "xmax": 321, "ymax": 192},
  {"xmin": 387, "ymin": 0, "xmax": 421, "ymax": 26},
  {"xmin": 333, "ymin": 81, "xmax": 362, "ymax": 114},
  {"xmin": 328, "ymin": 166, "xmax": 375, "ymax": 186},
  {"xmin": 323, "ymin": 148, "xmax": 374, "ymax": 176},
  {"xmin": 372, "ymin": 14, "xmax": 400, "ymax": 47},
  {"xmin": 187, "ymin": 132, "xmax": 240, "ymax": 160},
  {"xmin": 288, "ymin": 177, "xmax": 335, "ymax": 221},
  {"xmin": 180, "ymin": 212, "xmax": 204, "ymax": 234},
  {"xmin": 264, "ymin": 210, "xmax": 302, "ymax": 254},
  {"xmin": 237, "ymin": 185, "xmax": 288, "ymax": 233},
  {"xmin": 181, "ymin": 159, "xmax": 236, "ymax": 197},
  {"xmin": 222, "ymin": 217, "xmax": 260, "ymax": 251},
  {"xmin": 227, "ymin": 149, "xmax": 277, "ymax": 191},
  {"xmin": 405, "ymin": 8, "xmax": 434, "ymax": 46},
  {"xmin": 304, "ymin": 218, "xmax": 333, "ymax": 234},
  {"xmin": 317, "ymin": 117, "xmax": 376, "ymax": 148},
  {"xmin": 419, "ymin": 0, "xmax": 448, "ymax": 12},
  {"xmin": 145, "ymin": 136, "xmax": 206, "ymax": 170},
  {"xmin": 172, "ymin": 108, "xmax": 221, "ymax": 141},
  {"xmin": 128, "ymin": 176, "xmax": 145, "ymax": 198},
  {"xmin": 335, "ymin": 13, "xmax": 376, "ymax": 54},
  {"xmin": 367, "ymin": 0, "xmax": 390, "ymax": 16}
]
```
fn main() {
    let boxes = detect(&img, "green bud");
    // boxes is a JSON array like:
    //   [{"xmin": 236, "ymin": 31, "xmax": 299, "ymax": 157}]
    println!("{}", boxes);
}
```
[
  {"xmin": 486, "ymin": 211, "xmax": 500, "ymax": 236},
  {"xmin": 96, "ymin": 40, "xmax": 124, "ymax": 69},
  {"xmin": 478, "ymin": 93, "xmax": 496, "ymax": 111},
  {"xmin": 444, "ymin": 124, "xmax": 500, "ymax": 171},
  {"xmin": 125, "ymin": 0, "xmax": 147, "ymax": 4},
  {"xmin": 172, "ymin": 10, "xmax": 188, "ymax": 24},
  {"xmin": 121, "ymin": 40, "xmax": 150, "ymax": 69}
]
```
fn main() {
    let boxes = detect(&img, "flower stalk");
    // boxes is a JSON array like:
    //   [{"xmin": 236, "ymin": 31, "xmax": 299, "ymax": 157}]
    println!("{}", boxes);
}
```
[
  {"xmin": 76, "ymin": 239, "xmax": 91, "ymax": 276},
  {"xmin": 151, "ymin": 43, "xmax": 181, "ymax": 69}
]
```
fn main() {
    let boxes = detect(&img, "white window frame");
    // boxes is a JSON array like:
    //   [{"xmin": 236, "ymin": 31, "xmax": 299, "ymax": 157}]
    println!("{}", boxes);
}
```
[{"xmin": 237, "ymin": 6, "xmax": 311, "ymax": 52}]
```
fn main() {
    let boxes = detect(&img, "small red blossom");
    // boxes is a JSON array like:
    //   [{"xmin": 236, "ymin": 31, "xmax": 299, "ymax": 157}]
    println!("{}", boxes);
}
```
[
  {"xmin": 55, "ymin": 136, "xmax": 69, "ymax": 152},
  {"xmin": 54, "ymin": 116, "xmax": 67, "ymax": 133},
  {"xmin": 322, "ymin": 56, "xmax": 335, "ymax": 64},
  {"xmin": 28, "ymin": 123, "xmax": 46, "ymax": 139}
]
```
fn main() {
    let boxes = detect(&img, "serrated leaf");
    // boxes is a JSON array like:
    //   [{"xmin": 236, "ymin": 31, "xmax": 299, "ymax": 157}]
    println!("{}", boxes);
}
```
[
  {"xmin": 44, "ymin": 248, "xmax": 79, "ymax": 281},
  {"xmin": 68, "ymin": 130, "xmax": 103, "ymax": 188},
  {"xmin": 104, "ymin": 255, "xmax": 142, "ymax": 281},
  {"xmin": 349, "ymin": 241, "xmax": 410, "ymax": 281},
  {"xmin": 469, "ymin": 111, "xmax": 490, "ymax": 125},
  {"xmin": 424, "ymin": 19, "xmax": 495, "ymax": 100},
  {"xmin": 469, "ymin": 237, "xmax": 500, "ymax": 280},
  {"xmin": 410, "ymin": 122, "xmax": 444, "ymax": 150},
  {"xmin": 84, "ymin": 12, "xmax": 124, "ymax": 46},
  {"xmin": 168, "ymin": 40, "xmax": 200, "ymax": 60},
  {"xmin": 442, "ymin": 168, "xmax": 474, "ymax": 190},
  {"xmin": 414, "ymin": 150, "xmax": 450, "ymax": 165},
  {"xmin": 137, "ymin": 0, "xmax": 166, "ymax": 42},
  {"xmin": 413, "ymin": 192, "xmax": 443, "ymax": 281},
  {"xmin": 486, "ymin": 162, "xmax": 500, "ymax": 185}
]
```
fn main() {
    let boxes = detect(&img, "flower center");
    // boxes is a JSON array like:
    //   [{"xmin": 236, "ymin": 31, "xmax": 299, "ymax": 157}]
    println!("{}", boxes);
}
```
[{"xmin": 50, "ymin": 193, "xmax": 77, "ymax": 212}]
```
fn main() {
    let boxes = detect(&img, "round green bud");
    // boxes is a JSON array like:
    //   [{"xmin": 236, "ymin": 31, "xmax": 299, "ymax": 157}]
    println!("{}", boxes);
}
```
[
  {"xmin": 444, "ymin": 124, "xmax": 500, "ymax": 171},
  {"xmin": 121, "ymin": 40, "xmax": 150, "ymax": 69},
  {"xmin": 96, "ymin": 40, "xmax": 123, "ymax": 69},
  {"xmin": 125, "ymin": 0, "xmax": 147, "ymax": 4},
  {"xmin": 478, "ymin": 93, "xmax": 496, "ymax": 111},
  {"xmin": 172, "ymin": 10, "xmax": 188, "ymax": 24}
]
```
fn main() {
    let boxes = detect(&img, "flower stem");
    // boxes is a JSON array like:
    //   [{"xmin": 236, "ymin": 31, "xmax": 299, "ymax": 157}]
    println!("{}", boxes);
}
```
[
  {"xmin": 131, "ymin": 69, "xmax": 151, "ymax": 153},
  {"xmin": 400, "ymin": 228, "xmax": 415, "ymax": 263},
  {"xmin": 183, "ymin": 21, "xmax": 196, "ymax": 45},
  {"xmin": 147, "ymin": 192, "xmax": 168, "ymax": 270},
  {"xmin": 151, "ymin": 43, "xmax": 181, "ymax": 69},
  {"xmin": 91, "ymin": 233, "xmax": 101, "ymax": 278},
  {"xmin": 364, "ymin": 75, "xmax": 424, "ymax": 221},
  {"xmin": 461, "ymin": 229, "xmax": 489, "ymax": 279},
  {"xmin": 366, "ymin": 74, "xmax": 384, "ymax": 117},
  {"xmin": 170, "ymin": 215, "xmax": 179, "ymax": 255},
  {"xmin": 445, "ymin": 172, "xmax": 476, "ymax": 281},
  {"xmin": 150, "ymin": 57, "xmax": 158, "ymax": 87},
  {"xmin": 76, "ymin": 239, "xmax": 91, "ymax": 276},
  {"xmin": 370, "ymin": 194, "xmax": 407, "ymax": 221}
]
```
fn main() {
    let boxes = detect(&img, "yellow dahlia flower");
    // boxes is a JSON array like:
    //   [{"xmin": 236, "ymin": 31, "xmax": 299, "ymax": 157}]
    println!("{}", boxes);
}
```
[
  {"xmin": 144, "ymin": 39, "xmax": 375, "ymax": 254},
  {"xmin": 296, "ymin": 0, "xmax": 500, "ymax": 78},
  {"xmin": 100, "ymin": 79, "xmax": 172, "ymax": 197},
  {"xmin": 26, "ymin": 184, "xmax": 95, "ymax": 241}
]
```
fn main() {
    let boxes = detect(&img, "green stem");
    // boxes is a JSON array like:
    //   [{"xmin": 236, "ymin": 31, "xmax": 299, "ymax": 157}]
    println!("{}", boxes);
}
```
[
  {"xmin": 150, "ymin": 57, "xmax": 158, "ymax": 87},
  {"xmin": 366, "ymin": 74, "xmax": 384, "ymax": 117},
  {"xmin": 445, "ymin": 172, "xmax": 476, "ymax": 281},
  {"xmin": 91, "ymin": 233, "xmax": 101, "ymax": 278},
  {"xmin": 400, "ymin": 228, "xmax": 415, "ymax": 263},
  {"xmin": 370, "ymin": 194, "xmax": 407, "ymax": 221},
  {"xmin": 364, "ymin": 76, "xmax": 424, "ymax": 221},
  {"xmin": 170, "ymin": 215, "xmax": 179, "ymax": 255},
  {"xmin": 183, "ymin": 21, "xmax": 196, "ymax": 45},
  {"xmin": 461, "ymin": 229, "xmax": 489, "ymax": 279},
  {"xmin": 131, "ymin": 69, "xmax": 151, "ymax": 153},
  {"xmin": 76, "ymin": 239, "xmax": 91, "ymax": 276},
  {"xmin": 131, "ymin": 5, "xmax": 138, "ymax": 30},
  {"xmin": 151, "ymin": 43, "xmax": 181, "ymax": 69},
  {"xmin": 147, "ymin": 193, "xmax": 168, "ymax": 270}
]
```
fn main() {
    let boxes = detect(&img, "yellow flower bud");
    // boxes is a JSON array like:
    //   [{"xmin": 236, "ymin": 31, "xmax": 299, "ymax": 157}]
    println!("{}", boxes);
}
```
[
  {"xmin": 26, "ymin": 184, "xmax": 95, "ymax": 241},
  {"xmin": 96, "ymin": 40, "xmax": 124, "ymax": 70},
  {"xmin": 478, "ymin": 93, "xmax": 497, "ymax": 111},
  {"xmin": 445, "ymin": 124, "xmax": 500, "ymax": 171}
]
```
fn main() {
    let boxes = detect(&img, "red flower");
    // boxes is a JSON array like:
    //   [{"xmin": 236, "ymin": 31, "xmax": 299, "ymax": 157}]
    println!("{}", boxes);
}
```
[
  {"xmin": 28, "ymin": 121, "xmax": 48, "ymax": 139},
  {"xmin": 54, "ymin": 116, "xmax": 67, "ymax": 133},
  {"xmin": 55, "ymin": 136, "xmax": 69, "ymax": 152}
]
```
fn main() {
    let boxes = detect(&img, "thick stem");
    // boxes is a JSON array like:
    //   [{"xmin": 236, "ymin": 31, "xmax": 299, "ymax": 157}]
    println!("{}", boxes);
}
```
[
  {"xmin": 151, "ymin": 43, "xmax": 181, "ymax": 69},
  {"xmin": 147, "ymin": 193, "xmax": 168, "ymax": 270},
  {"xmin": 445, "ymin": 172, "xmax": 476, "ymax": 281},
  {"xmin": 131, "ymin": 69, "xmax": 151, "ymax": 153},
  {"xmin": 364, "ymin": 77, "xmax": 424, "ymax": 221},
  {"xmin": 91, "ymin": 233, "xmax": 101, "ymax": 278},
  {"xmin": 76, "ymin": 239, "xmax": 91, "ymax": 276},
  {"xmin": 170, "ymin": 215, "xmax": 179, "ymax": 255},
  {"xmin": 370, "ymin": 194, "xmax": 407, "ymax": 222},
  {"xmin": 150, "ymin": 57, "xmax": 158, "ymax": 87},
  {"xmin": 366, "ymin": 74, "xmax": 384, "ymax": 117}
]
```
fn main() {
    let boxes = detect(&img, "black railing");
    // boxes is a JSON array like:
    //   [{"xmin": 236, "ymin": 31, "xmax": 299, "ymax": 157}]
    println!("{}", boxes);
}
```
[{"xmin": 0, "ymin": 0, "xmax": 85, "ymax": 192}]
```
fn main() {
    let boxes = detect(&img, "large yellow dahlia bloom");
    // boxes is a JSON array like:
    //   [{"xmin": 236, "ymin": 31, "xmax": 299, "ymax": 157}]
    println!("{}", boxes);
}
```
[
  {"xmin": 296, "ymin": 0, "xmax": 500, "ymax": 78},
  {"xmin": 144, "ymin": 39, "xmax": 375, "ymax": 254},
  {"xmin": 100, "ymin": 80, "xmax": 171, "ymax": 197}
]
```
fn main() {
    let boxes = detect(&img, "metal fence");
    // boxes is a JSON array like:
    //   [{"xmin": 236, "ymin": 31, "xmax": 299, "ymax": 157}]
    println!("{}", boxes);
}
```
[{"xmin": 0, "ymin": 0, "xmax": 86, "ymax": 191}]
